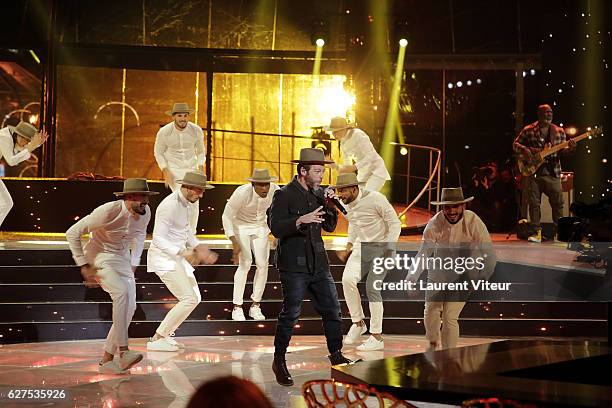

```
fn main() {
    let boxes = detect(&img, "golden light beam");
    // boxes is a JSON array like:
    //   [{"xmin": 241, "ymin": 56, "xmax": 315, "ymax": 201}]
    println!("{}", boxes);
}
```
[{"xmin": 380, "ymin": 43, "xmax": 407, "ymax": 197}]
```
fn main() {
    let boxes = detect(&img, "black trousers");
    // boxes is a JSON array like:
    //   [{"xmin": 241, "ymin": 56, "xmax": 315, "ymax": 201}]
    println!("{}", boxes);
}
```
[{"xmin": 274, "ymin": 268, "xmax": 343, "ymax": 358}]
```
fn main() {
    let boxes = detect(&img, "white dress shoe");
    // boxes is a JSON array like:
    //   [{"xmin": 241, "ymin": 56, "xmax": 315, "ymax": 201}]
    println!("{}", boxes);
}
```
[
  {"xmin": 232, "ymin": 307, "xmax": 246, "ymax": 321},
  {"xmin": 118, "ymin": 350, "xmax": 143, "ymax": 370},
  {"xmin": 344, "ymin": 323, "xmax": 367, "ymax": 345},
  {"xmin": 99, "ymin": 360, "xmax": 128, "ymax": 375},
  {"xmin": 147, "ymin": 337, "xmax": 180, "ymax": 352},
  {"xmin": 249, "ymin": 305, "xmax": 265, "ymax": 320},
  {"xmin": 356, "ymin": 335, "xmax": 384, "ymax": 351},
  {"xmin": 167, "ymin": 333, "xmax": 185, "ymax": 348}
]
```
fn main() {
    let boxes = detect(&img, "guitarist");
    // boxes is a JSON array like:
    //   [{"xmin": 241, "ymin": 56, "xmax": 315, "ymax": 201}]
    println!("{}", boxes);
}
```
[{"xmin": 513, "ymin": 104, "xmax": 576, "ymax": 242}]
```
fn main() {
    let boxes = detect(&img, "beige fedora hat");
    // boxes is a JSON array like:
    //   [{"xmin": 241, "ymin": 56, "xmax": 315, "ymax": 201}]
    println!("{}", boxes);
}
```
[
  {"xmin": 290, "ymin": 148, "xmax": 334, "ymax": 164},
  {"xmin": 165, "ymin": 102, "xmax": 195, "ymax": 116},
  {"xmin": 247, "ymin": 168, "xmax": 278, "ymax": 183},
  {"xmin": 323, "ymin": 116, "xmax": 355, "ymax": 132},
  {"xmin": 114, "ymin": 178, "xmax": 160, "ymax": 196},
  {"xmin": 431, "ymin": 187, "xmax": 473, "ymax": 205},
  {"xmin": 329, "ymin": 173, "xmax": 366, "ymax": 189},
  {"xmin": 177, "ymin": 171, "xmax": 215, "ymax": 189},
  {"xmin": 10, "ymin": 121, "xmax": 38, "ymax": 141}
]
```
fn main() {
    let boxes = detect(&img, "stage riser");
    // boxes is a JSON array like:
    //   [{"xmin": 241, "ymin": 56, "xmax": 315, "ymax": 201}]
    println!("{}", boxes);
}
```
[
  {"xmin": 0, "ymin": 301, "xmax": 606, "ymax": 322},
  {"xmin": 0, "ymin": 283, "xmax": 607, "ymax": 317},
  {"xmin": 0, "ymin": 265, "xmax": 348, "ymax": 283},
  {"xmin": 0, "ymin": 249, "xmax": 273, "ymax": 266},
  {"xmin": 0, "ymin": 248, "xmax": 608, "ymax": 343},
  {"xmin": 0, "ymin": 320, "xmax": 606, "ymax": 344}
]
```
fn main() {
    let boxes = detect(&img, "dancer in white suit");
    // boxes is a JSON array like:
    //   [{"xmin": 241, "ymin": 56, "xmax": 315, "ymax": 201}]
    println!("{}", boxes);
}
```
[
  {"xmin": 334, "ymin": 173, "xmax": 401, "ymax": 351},
  {"xmin": 324, "ymin": 117, "xmax": 391, "ymax": 192},
  {"xmin": 66, "ymin": 178, "xmax": 156, "ymax": 374},
  {"xmin": 147, "ymin": 171, "xmax": 218, "ymax": 352},
  {"xmin": 409, "ymin": 187, "xmax": 496, "ymax": 350},
  {"xmin": 222, "ymin": 169, "xmax": 279, "ymax": 321},
  {"xmin": 154, "ymin": 102, "xmax": 206, "ymax": 235},
  {"xmin": 0, "ymin": 121, "xmax": 48, "ymax": 230}
]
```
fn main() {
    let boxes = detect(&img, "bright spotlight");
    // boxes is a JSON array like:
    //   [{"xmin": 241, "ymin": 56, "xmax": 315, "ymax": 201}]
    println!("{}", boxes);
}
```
[
  {"xmin": 399, "ymin": 38, "xmax": 408, "ymax": 47},
  {"xmin": 530, "ymin": 69, "xmax": 536, "ymax": 75},
  {"xmin": 476, "ymin": 78, "xmax": 482, "ymax": 84},
  {"xmin": 399, "ymin": 147, "xmax": 408, "ymax": 156},
  {"xmin": 565, "ymin": 126, "xmax": 577, "ymax": 136},
  {"xmin": 447, "ymin": 83, "xmax": 454, "ymax": 89},
  {"xmin": 456, "ymin": 81, "xmax": 463, "ymax": 87},
  {"xmin": 316, "ymin": 38, "xmax": 325, "ymax": 47},
  {"xmin": 28, "ymin": 114, "xmax": 38, "ymax": 124},
  {"xmin": 466, "ymin": 80, "xmax": 472, "ymax": 86}
]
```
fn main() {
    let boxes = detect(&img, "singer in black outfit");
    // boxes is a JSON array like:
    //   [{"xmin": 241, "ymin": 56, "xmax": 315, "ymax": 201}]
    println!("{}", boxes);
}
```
[{"xmin": 268, "ymin": 148, "xmax": 352, "ymax": 386}]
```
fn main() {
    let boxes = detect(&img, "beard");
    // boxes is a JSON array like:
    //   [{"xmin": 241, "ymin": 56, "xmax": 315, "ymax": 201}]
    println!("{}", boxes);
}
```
[{"xmin": 133, "ymin": 204, "xmax": 147, "ymax": 215}]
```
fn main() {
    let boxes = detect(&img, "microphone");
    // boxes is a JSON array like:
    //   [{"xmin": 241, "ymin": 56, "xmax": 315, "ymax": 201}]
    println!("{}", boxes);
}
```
[
  {"xmin": 331, "ymin": 197, "xmax": 347, "ymax": 215},
  {"xmin": 315, "ymin": 187, "xmax": 348, "ymax": 215},
  {"xmin": 327, "ymin": 196, "xmax": 347, "ymax": 215}
]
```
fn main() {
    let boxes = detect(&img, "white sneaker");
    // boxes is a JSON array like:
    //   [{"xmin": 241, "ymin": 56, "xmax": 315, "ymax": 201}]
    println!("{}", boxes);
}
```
[
  {"xmin": 168, "ymin": 333, "xmax": 185, "ymax": 349},
  {"xmin": 118, "ymin": 350, "xmax": 143, "ymax": 370},
  {"xmin": 249, "ymin": 305, "xmax": 265, "ymax": 320},
  {"xmin": 232, "ymin": 307, "xmax": 246, "ymax": 321},
  {"xmin": 98, "ymin": 360, "xmax": 128, "ymax": 375},
  {"xmin": 147, "ymin": 337, "xmax": 180, "ymax": 352},
  {"xmin": 356, "ymin": 335, "xmax": 384, "ymax": 351},
  {"xmin": 344, "ymin": 323, "xmax": 367, "ymax": 345}
]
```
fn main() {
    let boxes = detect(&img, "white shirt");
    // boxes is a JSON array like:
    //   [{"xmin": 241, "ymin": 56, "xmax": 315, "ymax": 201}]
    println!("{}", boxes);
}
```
[
  {"xmin": 147, "ymin": 189, "xmax": 199, "ymax": 273},
  {"xmin": 0, "ymin": 127, "xmax": 31, "ymax": 167},
  {"xmin": 154, "ymin": 122, "xmax": 206, "ymax": 177},
  {"xmin": 222, "ymin": 183, "xmax": 279, "ymax": 238},
  {"xmin": 65, "ymin": 200, "xmax": 150, "ymax": 267},
  {"xmin": 411, "ymin": 210, "xmax": 493, "ymax": 281},
  {"xmin": 346, "ymin": 189, "xmax": 401, "ymax": 247},
  {"xmin": 341, "ymin": 128, "xmax": 391, "ymax": 182}
]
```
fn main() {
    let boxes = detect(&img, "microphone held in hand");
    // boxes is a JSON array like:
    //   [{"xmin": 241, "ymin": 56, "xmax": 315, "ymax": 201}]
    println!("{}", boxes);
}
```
[{"xmin": 328, "ymin": 196, "xmax": 347, "ymax": 215}]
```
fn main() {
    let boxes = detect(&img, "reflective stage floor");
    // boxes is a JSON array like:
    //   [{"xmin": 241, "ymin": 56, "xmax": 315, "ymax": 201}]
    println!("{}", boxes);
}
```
[{"xmin": 0, "ymin": 335, "xmax": 499, "ymax": 408}]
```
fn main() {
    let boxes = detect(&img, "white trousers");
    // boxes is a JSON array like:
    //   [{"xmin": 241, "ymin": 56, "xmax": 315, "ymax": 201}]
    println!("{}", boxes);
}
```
[
  {"xmin": 424, "ymin": 301, "xmax": 466, "ymax": 349},
  {"xmin": 0, "ymin": 179, "xmax": 14, "ymax": 228},
  {"xmin": 341, "ymin": 247, "xmax": 385, "ymax": 334},
  {"xmin": 155, "ymin": 261, "xmax": 201, "ymax": 337},
  {"xmin": 233, "ymin": 233, "xmax": 269, "ymax": 305},
  {"xmin": 95, "ymin": 254, "xmax": 137, "ymax": 355},
  {"xmin": 170, "ymin": 169, "xmax": 200, "ymax": 236},
  {"xmin": 364, "ymin": 174, "xmax": 387, "ymax": 192}
]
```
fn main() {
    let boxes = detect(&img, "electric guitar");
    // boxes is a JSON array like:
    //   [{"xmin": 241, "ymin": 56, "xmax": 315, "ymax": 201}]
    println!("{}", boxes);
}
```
[{"xmin": 516, "ymin": 126, "xmax": 603, "ymax": 176}]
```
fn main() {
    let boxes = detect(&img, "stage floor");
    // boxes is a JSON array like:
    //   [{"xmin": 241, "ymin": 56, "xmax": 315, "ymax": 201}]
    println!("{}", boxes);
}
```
[{"xmin": 0, "ymin": 335, "xmax": 500, "ymax": 408}]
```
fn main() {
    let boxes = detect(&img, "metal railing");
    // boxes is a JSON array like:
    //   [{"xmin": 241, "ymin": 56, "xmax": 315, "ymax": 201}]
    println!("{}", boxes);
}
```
[
  {"xmin": 209, "ymin": 127, "xmax": 339, "ymax": 184},
  {"xmin": 391, "ymin": 142, "xmax": 441, "ymax": 217}
]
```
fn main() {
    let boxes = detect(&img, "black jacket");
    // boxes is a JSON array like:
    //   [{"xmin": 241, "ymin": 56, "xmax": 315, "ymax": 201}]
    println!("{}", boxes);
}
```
[{"xmin": 268, "ymin": 176, "xmax": 338, "ymax": 273}]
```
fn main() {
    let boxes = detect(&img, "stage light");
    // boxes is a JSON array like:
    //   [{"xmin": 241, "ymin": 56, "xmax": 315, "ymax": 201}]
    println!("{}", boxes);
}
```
[
  {"xmin": 456, "ymin": 81, "xmax": 463, "ymax": 87},
  {"xmin": 316, "ymin": 86, "xmax": 355, "ymax": 118},
  {"xmin": 315, "ymin": 38, "xmax": 325, "ymax": 47},
  {"xmin": 311, "ymin": 19, "xmax": 329, "ymax": 46},
  {"xmin": 447, "ymin": 83, "xmax": 454, "ymax": 89},
  {"xmin": 565, "ymin": 126, "xmax": 577, "ymax": 135},
  {"xmin": 466, "ymin": 80, "xmax": 472, "ymax": 86},
  {"xmin": 476, "ymin": 78, "xmax": 482, "ymax": 84},
  {"xmin": 28, "ymin": 114, "xmax": 38, "ymax": 124},
  {"xmin": 393, "ymin": 20, "xmax": 410, "ymax": 50},
  {"xmin": 399, "ymin": 147, "xmax": 408, "ymax": 155},
  {"xmin": 530, "ymin": 69, "xmax": 536, "ymax": 75},
  {"xmin": 29, "ymin": 50, "xmax": 40, "ymax": 64}
]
